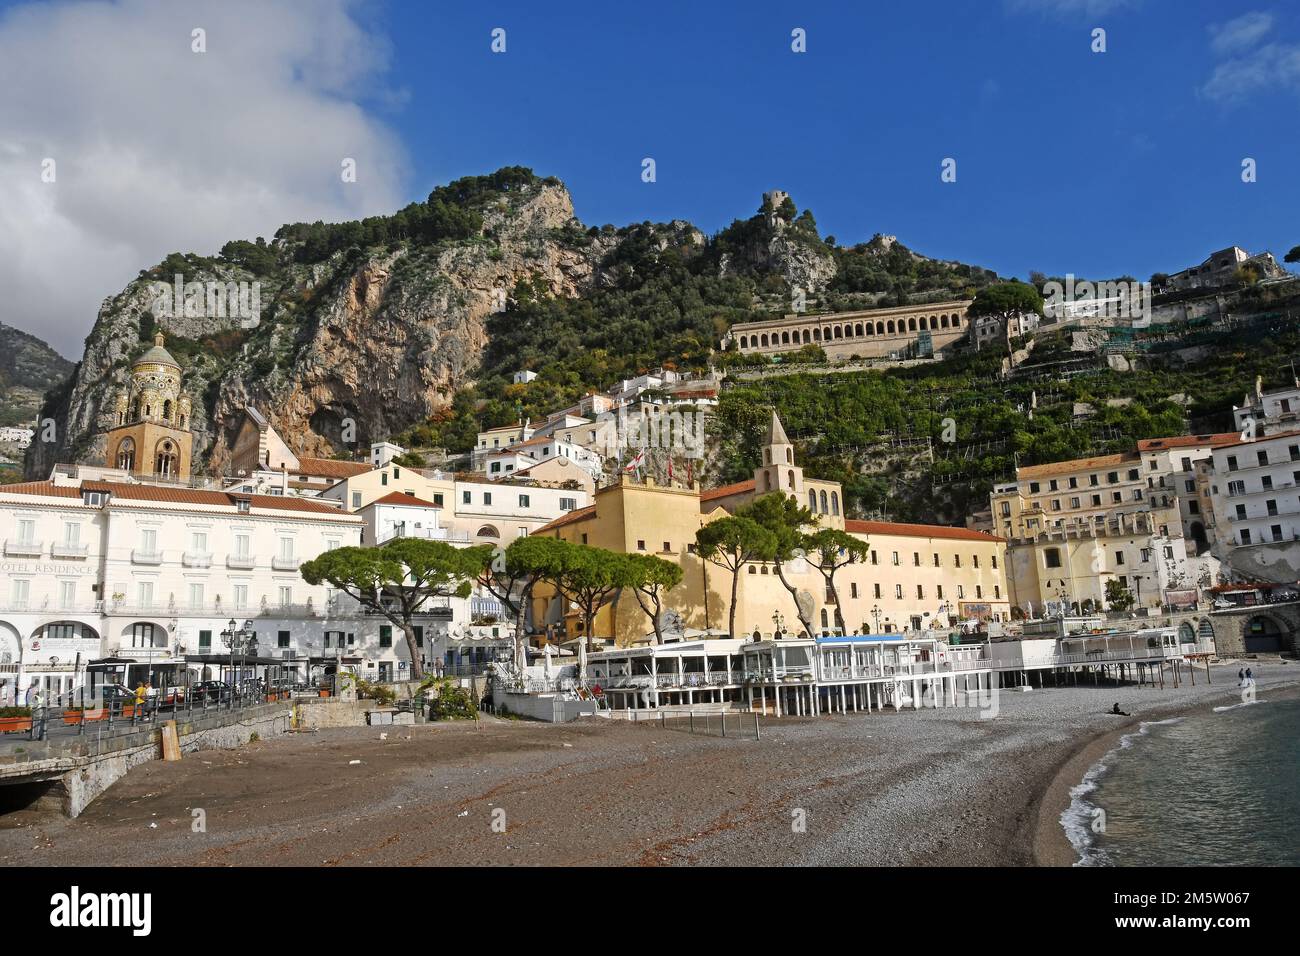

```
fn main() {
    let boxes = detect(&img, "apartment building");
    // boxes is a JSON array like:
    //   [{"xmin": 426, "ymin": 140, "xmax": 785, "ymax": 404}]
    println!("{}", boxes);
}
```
[{"xmin": 1205, "ymin": 429, "xmax": 1300, "ymax": 581}]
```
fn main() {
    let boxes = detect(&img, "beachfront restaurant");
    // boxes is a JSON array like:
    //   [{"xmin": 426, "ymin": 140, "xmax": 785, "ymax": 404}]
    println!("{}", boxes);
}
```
[
  {"xmin": 585, "ymin": 635, "xmax": 995, "ymax": 718},
  {"xmin": 1056, "ymin": 627, "xmax": 1183, "ymax": 666}
]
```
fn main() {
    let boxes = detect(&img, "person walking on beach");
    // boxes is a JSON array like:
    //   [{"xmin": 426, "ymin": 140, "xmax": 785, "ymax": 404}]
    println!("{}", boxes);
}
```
[
  {"xmin": 1238, "ymin": 667, "xmax": 1245, "ymax": 686},
  {"xmin": 1245, "ymin": 666, "xmax": 1253, "ymax": 682}
]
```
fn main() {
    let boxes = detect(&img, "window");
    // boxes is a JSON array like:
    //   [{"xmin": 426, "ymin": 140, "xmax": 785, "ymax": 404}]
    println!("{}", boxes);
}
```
[
  {"xmin": 131, "ymin": 623, "xmax": 155, "ymax": 648},
  {"xmin": 976, "ymin": 585, "xmax": 983, "ymax": 598},
  {"xmin": 381, "ymin": 473, "xmax": 388, "ymax": 486},
  {"xmin": 1127, "ymin": 469, "xmax": 1139, "ymax": 481},
  {"xmin": 519, "ymin": 494, "xmax": 530, "ymax": 508},
  {"xmin": 137, "ymin": 581, "xmax": 154, "ymax": 607},
  {"xmin": 937, "ymin": 585, "xmax": 944, "ymax": 599},
  {"xmin": 894, "ymin": 584, "xmax": 903, "ymax": 599},
  {"xmin": 1267, "ymin": 499, "xmax": 1278, "ymax": 516},
  {"xmin": 379, "ymin": 626, "xmax": 393, "ymax": 648},
  {"xmin": 234, "ymin": 534, "xmax": 250, "ymax": 558},
  {"xmin": 63, "ymin": 522, "xmax": 80, "ymax": 546},
  {"xmin": 1091, "ymin": 494, "xmax": 1101, "ymax": 506},
  {"xmin": 1107, "ymin": 472, "xmax": 1119, "ymax": 484},
  {"xmin": 870, "ymin": 551, "xmax": 878, "ymax": 565},
  {"xmin": 892, "ymin": 551, "xmax": 899, "ymax": 566},
  {"xmin": 324, "ymin": 630, "xmax": 342, "ymax": 649},
  {"xmin": 1068, "ymin": 477, "xmax": 1078, "ymax": 489},
  {"xmin": 414, "ymin": 626, "xmax": 424, "ymax": 647},
  {"xmin": 484, "ymin": 493, "xmax": 492, "ymax": 506},
  {"xmin": 994, "ymin": 585, "xmax": 1001, "ymax": 598},
  {"xmin": 59, "ymin": 581, "xmax": 75, "ymax": 609},
  {"xmin": 916, "ymin": 584, "xmax": 924, "ymax": 599},
  {"xmin": 1112, "ymin": 492, "xmax": 1123, "ymax": 503},
  {"xmin": 662, "ymin": 541, "xmax": 671, "ymax": 553},
  {"xmin": 1140, "ymin": 548, "xmax": 1151, "ymax": 562},
  {"xmin": 279, "ymin": 537, "xmax": 294, "ymax": 560},
  {"xmin": 233, "ymin": 584, "xmax": 248, "ymax": 609},
  {"xmin": 1241, "ymin": 529, "xmax": 1252, "ymax": 545},
  {"xmin": 991, "ymin": 555, "xmax": 998, "ymax": 570},
  {"xmin": 1257, "ymin": 451, "xmax": 1269, "ymax": 467},
  {"xmin": 1115, "ymin": 551, "xmax": 1126, "ymax": 566},
  {"xmin": 1163, "ymin": 546, "xmax": 1174, "ymax": 560},
  {"xmin": 199, "ymin": 629, "xmax": 212, "ymax": 650},
  {"xmin": 1227, "ymin": 456, "xmax": 1238, "ymax": 472},
  {"xmin": 1049, "ymin": 479, "xmax": 1059, "ymax": 491},
  {"xmin": 1070, "ymin": 497, "xmax": 1080, "ymax": 509},
  {"xmin": 462, "ymin": 491, "xmax": 471, "ymax": 505},
  {"xmin": 188, "ymin": 583, "xmax": 204, "ymax": 608},
  {"xmin": 1045, "ymin": 548, "xmax": 1062, "ymax": 568},
  {"xmin": 352, "ymin": 492, "xmax": 362, "ymax": 509},
  {"xmin": 873, "ymin": 583, "xmax": 881, "ymax": 599},
  {"xmin": 279, "ymin": 586, "xmax": 292, "ymax": 606},
  {"xmin": 912, "ymin": 552, "xmax": 920, "ymax": 567},
  {"xmin": 1089, "ymin": 474, "xmax": 1099, "ymax": 487},
  {"xmin": 1029, "ymin": 482, "xmax": 1040, "ymax": 494},
  {"xmin": 278, "ymin": 630, "xmax": 290, "ymax": 649},
  {"xmin": 973, "ymin": 555, "xmax": 980, "ymax": 568},
  {"xmin": 933, "ymin": 553, "xmax": 940, "ymax": 567},
  {"xmin": 1236, "ymin": 504, "xmax": 1247, "ymax": 520},
  {"xmin": 957, "ymin": 585, "xmax": 964, "ymax": 599},
  {"xmin": 850, "ymin": 583, "xmax": 859, "ymax": 598},
  {"xmin": 1272, "ymin": 525, "xmax": 1283, "ymax": 542},
  {"xmin": 140, "ymin": 528, "xmax": 157, "ymax": 553},
  {"xmin": 560, "ymin": 497, "xmax": 576, "ymax": 511},
  {"xmin": 637, "ymin": 540, "xmax": 646, "ymax": 551}
]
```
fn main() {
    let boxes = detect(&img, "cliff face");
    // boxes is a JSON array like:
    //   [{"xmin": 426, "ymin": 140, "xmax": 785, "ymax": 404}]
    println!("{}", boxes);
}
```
[
  {"xmin": 26, "ymin": 173, "xmax": 853, "ymax": 480},
  {"xmin": 27, "ymin": 176, "xmax": 620, "ymax": 477}
]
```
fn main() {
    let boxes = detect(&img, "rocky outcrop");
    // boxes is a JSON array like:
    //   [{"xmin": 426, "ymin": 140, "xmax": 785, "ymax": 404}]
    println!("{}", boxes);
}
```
[{"xmin": 27, "ymin": 177, "xmax": 619, "ymax": 478}]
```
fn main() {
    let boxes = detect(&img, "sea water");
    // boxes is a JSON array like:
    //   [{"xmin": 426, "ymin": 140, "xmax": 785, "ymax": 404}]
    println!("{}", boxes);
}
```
[{"xmin": 1063, "ymin": 694, "xmax": 1300, "ymax": 866}]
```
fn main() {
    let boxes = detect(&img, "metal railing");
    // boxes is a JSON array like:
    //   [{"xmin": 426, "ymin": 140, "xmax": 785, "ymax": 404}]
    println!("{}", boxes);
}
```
[{"xmin": 624, "ymin": 708, "xmax": 761, "ymax": 740}]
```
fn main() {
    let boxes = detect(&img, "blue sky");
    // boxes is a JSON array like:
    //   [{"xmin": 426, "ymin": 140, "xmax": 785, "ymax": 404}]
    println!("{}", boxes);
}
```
[
  {"xmin": 370, "ymin": 0, "xmax": 1299, "ymax": 281},
  {"xmin": 0, "ymin": 0, "xmax": 1296, "ymax": 356}
]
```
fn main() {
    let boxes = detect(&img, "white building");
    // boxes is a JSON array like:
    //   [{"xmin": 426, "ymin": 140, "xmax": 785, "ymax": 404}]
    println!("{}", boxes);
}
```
[
  {"xmin": 0, "ymin": 477, "xmax": 482, "ymax": 699},
  {"xmin": 1205, "ymin": 429, "xmax": 1300, "ymax": 581},
  {"xmin": 1231, "ymin": 378, "xmax": 1300, "ymax": 434}
]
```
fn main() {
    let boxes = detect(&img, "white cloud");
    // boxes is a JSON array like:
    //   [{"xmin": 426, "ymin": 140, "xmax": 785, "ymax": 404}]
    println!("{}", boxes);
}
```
[
  {"xmin": 0, "ymin": 0, "xmax": 409, "ymax": 356},
  {"xmin": 1209, "ymin": 11, "xmax": 1274, "ymax": 56},
  {"xmin": 1201, "ymin": 13, "xmax": 1300, "ymax": 105},
  {"xmin": 1004, "ymin": 0, "xmax": 1142, "ymax": 17}
]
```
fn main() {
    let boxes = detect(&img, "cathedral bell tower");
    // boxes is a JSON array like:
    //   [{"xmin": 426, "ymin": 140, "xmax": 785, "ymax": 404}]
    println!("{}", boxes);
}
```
[
  {"xmin": 754, "ymin": 410, "xmax": 803, "ymax": 500},
  {"xmin": 102, "ymin": 332, "xmax": 194, "ymax": 481}
]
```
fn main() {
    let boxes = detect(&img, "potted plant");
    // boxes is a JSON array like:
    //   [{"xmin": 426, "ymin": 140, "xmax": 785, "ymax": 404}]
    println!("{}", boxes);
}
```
[{"xmin": 0, "ymin": 706, "xmax": 33, "ymax": 733}]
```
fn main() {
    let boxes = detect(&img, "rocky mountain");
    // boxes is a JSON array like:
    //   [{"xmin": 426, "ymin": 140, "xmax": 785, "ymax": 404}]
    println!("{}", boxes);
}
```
[
  {"xmin": 0, "ymin": 321, "xmax": 73, "ymax": 428},
  {"xmin": 27, "ymin": 168, "xmax": 991, "ymax": 479}
]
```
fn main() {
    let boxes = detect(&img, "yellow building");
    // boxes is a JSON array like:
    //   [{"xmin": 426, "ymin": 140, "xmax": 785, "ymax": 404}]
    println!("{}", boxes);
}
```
[
  {"xmin": 532, "ymin": 412, "xmax": 1008, "ymax": 645},
  {"xmin": 103, "ymin": 333, "xmax": 193, "ymax": 480},
  {"xmin": 989, "ymin": 447, "xmax": 1198, "ymax": 614}
]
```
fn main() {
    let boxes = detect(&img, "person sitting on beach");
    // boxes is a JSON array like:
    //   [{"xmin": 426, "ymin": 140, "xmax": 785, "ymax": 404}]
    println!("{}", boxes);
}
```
[{"xmin": 1110, "ymin": 702, "xmax": 1131, "ymax": 717}]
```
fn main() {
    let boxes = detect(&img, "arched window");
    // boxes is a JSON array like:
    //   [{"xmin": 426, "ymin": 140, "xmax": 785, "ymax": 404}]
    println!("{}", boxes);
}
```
[
  {"xmin": 782, "ymin": 331, "xmax": 790, "ymax": 345},
  {"xmin": 809, "ymin": 490, "xmax": 818, "ymax": 512},
  {"xmin": 788, "ymin": 469, "xmax": 796, "ymax": 487},
  {"xmin": 154, "ymin": 440, "xmax": 177, "ymax": 477},
  {"xmin": 940, "ymin": 315, "xmax": 949, "ymax": 328},
  {"xmin": 761, "ymin": 334, "xmax": 769, "ymax": 347},
  {"xmin": 813, "ymin": 328, "xmax": 821, "ymax": 341},
  {"xmin": 819, "ymin": 490, "xmax": 828, "ymax": 513},
  {"xmin": 855, "ymin": 323, "xmax": 864, "ymax": 336},
  {"xmin": 116, "ymin": 437, "xmax": 136, "ymax": 472},
  {"xmin": 786, "ymin": 448, "xmax": 792, "ymax": 463},
  {"xmin": 163, "ymin": 399, "xmax": 173, "ymax": 421},
  {"xmin": 802, "ymin": 329, "xmax": 811, "ymax": 343},
  {"xmin": 476, "ymin": 525, "xmax": 500, "ymax": 538},
  {"xmin": 908, "ymin": 318, "xmax": 917, "ymax": 331},
  {"xmin": 739, "ymin": 336, "xmax": 748, "ymax": 349},
  {"xmin": 831, "ymin": 492, "xmax": 840, "ymax": 516},
  {"xmin": 764, "ymin": 471, "xmax": 772, "ymax": 491},
  {"xmin": 887, "ymin": 321, "xmax": 895, "ymax": 333},
  {"xmin": 876, "ymin": 322, "xmax": 885, "ymax": 335}
]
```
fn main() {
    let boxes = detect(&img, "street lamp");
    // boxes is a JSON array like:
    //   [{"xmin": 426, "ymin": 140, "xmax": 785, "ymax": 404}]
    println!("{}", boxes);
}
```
[
  {"xmin": 221, "ymin": 618, "xmax": 256, "ymax": 709},
  {"xmin": 870, "ymin": 605, "xmax": 882, "ymax": 634},
  {"xmin": 771, "ymin": 611, "xmax": 785, "ymax": 637}
]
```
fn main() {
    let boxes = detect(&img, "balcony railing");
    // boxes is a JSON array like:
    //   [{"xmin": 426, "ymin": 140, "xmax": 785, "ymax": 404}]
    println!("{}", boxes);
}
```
[
  {"xmin": 271, "ymin": 556, "xmax": 301, "ymax": 571},
  {"xmin": 51, "ymin": 542, "xmax": 89, "ymax": 559},
  {"xmin": 131, "ymin": 549, "xmax": 163, "ymax": 565},
  {"xmin": 226, "ymin": 554, "xmax": 256, "ymax": 570},
  {"xmin": 183, "ymin": 551, "xmax": 213, "ymax": 568},
  {"xmin": 3, "ymin": 539, "xmax": 43, "ymax": 557}
]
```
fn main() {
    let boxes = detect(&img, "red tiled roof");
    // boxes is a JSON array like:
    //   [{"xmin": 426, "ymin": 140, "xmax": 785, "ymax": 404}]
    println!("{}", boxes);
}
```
[
  {"xmin": 844, "ymin": 519, "xmax": 1005, "ymax": 543},
  {"xmin": 1017, "ymin": 451, "xmax": 1139, "ymax": 479},
  {"xmin": 700, "ymin": 479, "xmax": 755, "ymax": 503},
  {"xmin": 533, "ymin": 504, "xmax": 596, "ymax": 535},
  {"xmin": 294, "ymin": 457, "xmax": 372, "ymax": 479},
  {"xmin": 1211, "ymin": 428, "xmax": 1300, "ymax": 450},
  {"xmin": 0, "ymin": 481, "xmax": 81, "ymax": 498},
  {"xmin": 1137, "ymin": 433, "xmax": 1240, "ymax": 451},
  {"xmin": 0, "ymin": 479, "xmax": 348, "ymax": 515},
  {"xmin": 369, "ymin": 491, "xmax": 442, "ymax": 509}
]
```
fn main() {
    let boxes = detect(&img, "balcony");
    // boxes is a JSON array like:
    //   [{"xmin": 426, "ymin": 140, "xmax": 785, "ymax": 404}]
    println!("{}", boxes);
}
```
[
  {"xmin": 131, "ymin": 549, "xmax": 163, "ymax": 565},
  {"xmin": 3, "ymin": 539, "xmax": 43, "ymax": 557},
  {"xmin": 271, "ymin": 556, "xmax": 301, "ymax": 571},
  {"xmin": 226, "ymin": 554, "xmax": 256, "ymax": 570},
  {"xmin": 51, "ymin": 542, "xmax": 89, "ymax": 559}
]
